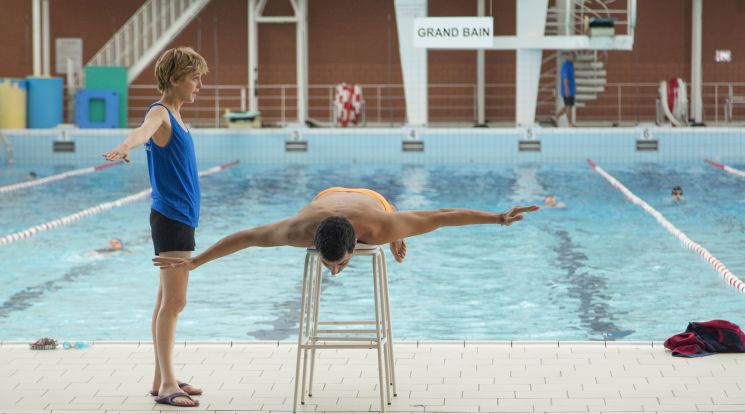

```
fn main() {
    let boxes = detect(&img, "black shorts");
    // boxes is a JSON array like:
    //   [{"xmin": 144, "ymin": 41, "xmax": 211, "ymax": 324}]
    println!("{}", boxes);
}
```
[
  {"xmin": 150, "ymin": 209, "xmax": 196, "ymax": 255},
  {"xmin": 563, "ymin": 96, "xmax": 575, "ymax": 106}
]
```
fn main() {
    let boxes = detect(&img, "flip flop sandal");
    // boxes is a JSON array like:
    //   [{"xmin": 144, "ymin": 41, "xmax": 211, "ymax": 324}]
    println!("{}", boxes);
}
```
[
  {"xmin": 154, "ymin": 391, "xmax": 199, "ymax": 407},
  {"xmin": 150, "ymin": 382, "xmax": 202, "ymax": 396}
]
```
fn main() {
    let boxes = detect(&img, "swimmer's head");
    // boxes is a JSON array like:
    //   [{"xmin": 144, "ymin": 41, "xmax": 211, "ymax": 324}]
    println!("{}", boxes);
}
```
[
  {"xmin": 544, "ymin": 195, "xmax": 557, "ymax": 206},
  {"xmin": 108, "ymin": 238, "xmax": 124, "ymax": 251},
  {"xmin": 314, "ymin": 216, "xmax": 355, "ymax": 275},
  {"xmin": 671, "ymin": 186, "xmax": 684, "ymax": 201}
]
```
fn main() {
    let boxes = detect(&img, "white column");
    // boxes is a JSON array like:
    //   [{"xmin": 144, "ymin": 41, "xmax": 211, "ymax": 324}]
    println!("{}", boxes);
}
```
[
  {"xmin": 476, "ymin": 0, "xmax": 485, "ymax": 125},
  {"xmin": 296, "ymin": 0, "xmax": 308, "ymax": 124},
  {"xmin": 42, "ymin": 0, "xmax": 50, "ymax": 75},
  {"xmin": 32, "ymin": 0, "xmax": 41, "ymax": 76},
  {"xmin": 515, "ymin": 0, "xmax": 547, "ymax": 126},
  {"xmin": 248, "ymin": 0, "xmax": 258, "ymax": 112},
  {"xmin": 395, "ymin": 0, "xmax": 428, "ymax": 126},
  {"xmin": 691, "ymin": 0, "xmax": 703, "ymax": 123}
]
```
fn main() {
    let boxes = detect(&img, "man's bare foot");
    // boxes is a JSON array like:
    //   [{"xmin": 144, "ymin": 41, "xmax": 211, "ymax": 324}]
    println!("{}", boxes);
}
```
[{"xmin": 389, "ymin": 239, "xmax": 406, "ymax": 262}]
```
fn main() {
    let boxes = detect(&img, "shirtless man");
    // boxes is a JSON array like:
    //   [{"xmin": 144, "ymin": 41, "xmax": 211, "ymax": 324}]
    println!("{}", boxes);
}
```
[{"xmin": 153, "ymin": 187, "xmax": 540, "ymax": 275}]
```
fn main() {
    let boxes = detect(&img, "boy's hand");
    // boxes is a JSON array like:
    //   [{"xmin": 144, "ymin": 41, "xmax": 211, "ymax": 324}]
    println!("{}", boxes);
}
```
[
  {"xmin": 152, "ymin": 256, "xmax": 197, "ymax": 271},
  {"xmin": 103, "ymin": 145, "xmax": 130, "ymax": 163},
  {"xmin": 500, "ymin": 205, "xmax": 540, "ymax": 226}
]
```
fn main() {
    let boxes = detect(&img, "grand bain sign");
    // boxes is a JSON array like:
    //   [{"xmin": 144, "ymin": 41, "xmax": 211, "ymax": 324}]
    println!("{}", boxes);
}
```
[{"xmin": 413, "ymin": 17, "xmax": 493, "ymax": 49}]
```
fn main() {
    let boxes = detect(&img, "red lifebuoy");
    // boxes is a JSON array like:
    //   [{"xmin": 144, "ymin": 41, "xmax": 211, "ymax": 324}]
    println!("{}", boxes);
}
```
[{"xmin": 335, "ymin": 83, "xmax": 362, "ymax": 127}]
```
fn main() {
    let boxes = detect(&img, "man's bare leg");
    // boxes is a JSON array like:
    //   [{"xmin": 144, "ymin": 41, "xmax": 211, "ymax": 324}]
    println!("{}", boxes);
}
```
[{"xmin": 154, "ymin": 251, "xmax": 198, "ymax": 407}]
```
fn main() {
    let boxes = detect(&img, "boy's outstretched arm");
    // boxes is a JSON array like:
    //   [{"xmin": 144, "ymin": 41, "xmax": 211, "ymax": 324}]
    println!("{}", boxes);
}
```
[
  {"xmin": 103, "ymin": 106, "xmax": 168, "ymax": 162},
  {"xmin": 370, "ymin": 205, "xmax": 540, "ymax": 245},
  {"xmin": 152, "ymin": 218, "xmax": 308, "ymax": 270}
]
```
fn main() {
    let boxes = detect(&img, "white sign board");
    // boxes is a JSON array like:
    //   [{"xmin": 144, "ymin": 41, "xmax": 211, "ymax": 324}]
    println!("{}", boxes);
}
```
[
  {"xmin": 55, "ymin": 38, "xmax": 82, "ymax": 74},
  {"xmin": 414, "ymin": 17, "xmax": 493, "ymax": 49}
]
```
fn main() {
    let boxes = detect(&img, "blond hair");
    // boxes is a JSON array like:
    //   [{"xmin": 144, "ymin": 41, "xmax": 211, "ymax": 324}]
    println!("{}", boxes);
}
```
[{"xmin": 154, "ymin": 47, "xmax": 208, "ymax": 93}]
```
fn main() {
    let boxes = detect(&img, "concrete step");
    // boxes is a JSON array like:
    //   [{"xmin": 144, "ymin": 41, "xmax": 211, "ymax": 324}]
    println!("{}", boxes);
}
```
[
  {"xmin": 575, "ymin": 69, "xmax": 606, "ymax": 77},
  {"xmin": 576, "ymin": 93, "xmax": 597, "ymax": 101},
  {"xmin": 575, "ymin": 54, "xmax": 598, "ymax": 62},
  {"xmin": 577, "ymin": 85, "xmax": 605, "ymax": 93},
  {"xmin": 575, "ymin": 62, "xmax": 604, "ymax": 69},
  {"xmin": 575, "ymin": 78, "xmax": 607, "ymax": 86}
]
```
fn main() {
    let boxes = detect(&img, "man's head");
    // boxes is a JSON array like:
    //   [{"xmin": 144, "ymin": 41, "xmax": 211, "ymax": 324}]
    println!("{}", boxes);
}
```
[
  {"xmin": 671, "ymin": 185, "xmax": 684, "ymax": 202},
  {"xmin": 544, "ymin": 195, "xmax": 557, "ymax": 206},
  {"xmin": 154, "ymin": 47, "xmax": 209, "ymax": 101},
  {"xmin": 566, "ymin": 51, "xmax": 576, "ymax": 62},
  {"xmin": 108, "ymin": 238, "xmax": 124, "ymax": 251},
  {"xmin": 314, "ymin": 216, "xmax": 356, "ymax": 275}
]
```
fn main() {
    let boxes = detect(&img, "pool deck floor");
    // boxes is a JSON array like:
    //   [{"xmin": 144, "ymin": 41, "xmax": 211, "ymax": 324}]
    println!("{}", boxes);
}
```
[{"xmin": 1, "ymin": 340, "xmax": 743, "ymax": 414}]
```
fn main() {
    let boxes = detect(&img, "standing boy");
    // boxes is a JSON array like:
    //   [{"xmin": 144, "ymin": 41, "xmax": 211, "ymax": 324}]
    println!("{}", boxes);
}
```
[
  {"xmin": 104, "ymin": 47, "xmax": 208, "ymax": 408},
  {"xmin": 554, "ymin": 51, "xmax": 576, "ymax": 127}
]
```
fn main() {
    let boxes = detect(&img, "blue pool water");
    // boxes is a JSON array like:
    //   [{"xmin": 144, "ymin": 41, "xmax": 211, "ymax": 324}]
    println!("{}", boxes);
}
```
[{"xmin": 1, "ymin": 161, "xmax": 744, "ymax": 341}]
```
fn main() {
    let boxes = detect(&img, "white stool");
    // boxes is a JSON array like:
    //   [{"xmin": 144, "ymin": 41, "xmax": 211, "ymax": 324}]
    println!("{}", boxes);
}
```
[{"xmin": 293, "ymin": 244, "xmax": 397, "ymax": 412}]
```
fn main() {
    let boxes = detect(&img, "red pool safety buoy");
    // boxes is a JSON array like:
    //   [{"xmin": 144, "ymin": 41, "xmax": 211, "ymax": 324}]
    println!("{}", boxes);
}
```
[{"xmin": 335, "ymin": 83, "xmax": 363, "ymax": 127}]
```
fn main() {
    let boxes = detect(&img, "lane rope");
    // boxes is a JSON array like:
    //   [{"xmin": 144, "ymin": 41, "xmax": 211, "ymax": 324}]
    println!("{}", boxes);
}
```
[
  {"xmin": 587, "ymin": 159, "xmax": 745, "ymax": 294},
  {"xmin": 704, "ymin": 159, "xmax": 745, "ymax": 179},
  {"xmin": 0, "ymin": 161, "xmax": 123, "ymax": 194},
  {"xmin": 0, "ymin": 160, "xmax": 239, "ymax": 246}
]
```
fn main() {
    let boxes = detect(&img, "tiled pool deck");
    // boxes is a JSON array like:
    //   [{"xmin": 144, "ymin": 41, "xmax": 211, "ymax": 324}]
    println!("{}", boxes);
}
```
[{"xmin": 1, "ymin": 340, "xmax": 743, "ymax": 414}]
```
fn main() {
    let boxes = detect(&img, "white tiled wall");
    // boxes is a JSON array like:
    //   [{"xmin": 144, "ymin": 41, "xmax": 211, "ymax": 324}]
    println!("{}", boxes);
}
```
[{"xmin": 2, "ymin": 127, "xmax": 744, "ymax": 165}]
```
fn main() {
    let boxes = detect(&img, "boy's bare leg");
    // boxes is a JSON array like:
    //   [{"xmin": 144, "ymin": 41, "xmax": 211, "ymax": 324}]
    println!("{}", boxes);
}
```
[
  {"xmin": 154, "ymin": 251, "xmax": 198, "ymax": 406},
  {"xmin": 151, "ymin": 284, "xmax": 202, "ymax": 396},
  {"xmin": 151, "ymin": 285, "xmax": 163, "ymax": 393}
]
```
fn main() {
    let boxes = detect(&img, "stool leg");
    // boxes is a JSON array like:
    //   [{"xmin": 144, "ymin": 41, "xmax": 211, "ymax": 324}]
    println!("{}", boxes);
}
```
[
  {"xmin": 381, "ymin": 252, "xmax": 397, "ymax": 397},
  {"xmin": 293, "ymin": 253, "xmax": 312, "ymax": 413},
  {"xmin": 377, "ymin": 253, "xmax": 392, "ymax": 405},
  {"xmin": 372, "ymin": 254, "xmax": 386, "ymax": 412},
  {"xmin": 301, "ymin": 255, "xmax": 318, "ymax": 405},
  {"xmin": 308, "ymin": 257, "xmax": 324, "ymax": 397}
]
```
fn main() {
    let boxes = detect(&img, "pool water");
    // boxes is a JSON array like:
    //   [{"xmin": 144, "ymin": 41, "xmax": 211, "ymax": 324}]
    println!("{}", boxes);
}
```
[{"xmin": 1, "ymin": 161, "xmax": 744, "ymax": 341}]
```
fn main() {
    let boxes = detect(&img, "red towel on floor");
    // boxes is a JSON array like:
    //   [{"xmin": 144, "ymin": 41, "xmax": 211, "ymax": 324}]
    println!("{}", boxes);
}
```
[{"xmin": 664, "ymin": 320, "xmax": 745, "ymax": 357}]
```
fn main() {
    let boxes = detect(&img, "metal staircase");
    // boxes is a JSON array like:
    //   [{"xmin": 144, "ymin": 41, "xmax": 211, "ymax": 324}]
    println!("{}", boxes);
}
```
[
  {"xmin": 86, "ymin": 0, "xmax": 211, "ymax": 84},
  {"xmin": 539, "ymin": 0, "xmax": 622, "ymax": 118}
]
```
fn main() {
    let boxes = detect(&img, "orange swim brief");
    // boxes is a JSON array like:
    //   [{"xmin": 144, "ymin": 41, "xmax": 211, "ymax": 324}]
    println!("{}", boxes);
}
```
[{"xmin": 313, "ymin": 187, "xmax": 393, "ymax": 212}]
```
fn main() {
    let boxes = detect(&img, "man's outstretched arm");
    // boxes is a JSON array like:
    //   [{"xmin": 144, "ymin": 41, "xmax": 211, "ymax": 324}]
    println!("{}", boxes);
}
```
[
  {"xmin": 153, "ymin": 218, "xmax": 308, "ymax": 270},
  {"xmin": 371, "ymin": 205, "xmax": 540, "ymax": 244}
]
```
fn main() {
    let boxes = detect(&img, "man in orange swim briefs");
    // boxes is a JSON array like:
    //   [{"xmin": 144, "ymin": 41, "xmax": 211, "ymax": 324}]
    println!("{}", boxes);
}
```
[{"xmin": 153, "ymin": 187, "xmax": 539, "ymax": 275}]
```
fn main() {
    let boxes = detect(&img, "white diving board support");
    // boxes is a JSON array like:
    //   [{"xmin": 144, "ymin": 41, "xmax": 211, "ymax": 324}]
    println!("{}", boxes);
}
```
[
  {"xmin": 247, "ymin": 0, "xmax": 308, "ymax": 125},
  {"xmin": 395, "ymin": 0, "xmax": 428, "ymax": 127},
  {"xmin": 515, "ymin": 0, "xmax": 547, "ymax": 126},
  {"xmin": 690, "ymin": 0, "xmax": 703, "ymax": 124},
  {"xmin": 394, "ymin": 0, "xmax": 636, "ymax": 126},
  {"xmin": 476, "ymin": 0, "xmax": 485, "ymax": 126}
]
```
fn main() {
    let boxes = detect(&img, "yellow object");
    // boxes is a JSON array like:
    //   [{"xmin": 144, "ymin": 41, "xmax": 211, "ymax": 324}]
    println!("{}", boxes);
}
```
[
  {"xmin": 314, "ymin": 187, "xmax": 393, "ymax": 212},
  {"xmin": 0, "ymin": 78, "xmax": 27, "ymax": 128}
]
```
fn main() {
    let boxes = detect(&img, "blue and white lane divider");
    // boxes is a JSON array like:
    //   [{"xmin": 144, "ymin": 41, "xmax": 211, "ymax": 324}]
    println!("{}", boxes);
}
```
[
  {"xmin": 0, "ymin": 161, "xmax": 123, "ymax": 194},
  {"xmin": 587, "ymin": 159, "xmax": 745, "ymax": 294},
  {"xmin": 705, "ymin": 159, "xmax": 745, "ymax": 179},
  {"xmin": 0, "ymin": 160, "xmax": 239, "ymax": 246}
]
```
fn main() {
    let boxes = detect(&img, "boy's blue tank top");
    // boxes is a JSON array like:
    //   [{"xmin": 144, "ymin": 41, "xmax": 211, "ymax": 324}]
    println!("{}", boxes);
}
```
[{"xmin": 145, "ymin": 103, "xmax": 200, "ymax": 228}]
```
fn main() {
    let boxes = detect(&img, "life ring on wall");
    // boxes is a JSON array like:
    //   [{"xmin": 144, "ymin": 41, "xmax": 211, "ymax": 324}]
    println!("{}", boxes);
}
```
[
  {"xmin": 659, "ymin": 78, "xmax": 688, "ymax": 127},
  {"xmin": 335, "ymin": 83, "xmax": 363, "ymax": 127}
]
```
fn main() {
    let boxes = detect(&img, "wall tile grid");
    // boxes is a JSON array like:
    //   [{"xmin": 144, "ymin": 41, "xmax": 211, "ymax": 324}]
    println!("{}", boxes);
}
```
[{"xmin": 3, "ymin": 128, "xmax": 745, "ymax": 166}]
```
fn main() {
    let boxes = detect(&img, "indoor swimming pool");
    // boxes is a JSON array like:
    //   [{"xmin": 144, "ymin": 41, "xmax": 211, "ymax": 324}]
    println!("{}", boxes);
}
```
[{"xmin": 1, "ymin": 159, "xmax": 744, "ymax": 341}]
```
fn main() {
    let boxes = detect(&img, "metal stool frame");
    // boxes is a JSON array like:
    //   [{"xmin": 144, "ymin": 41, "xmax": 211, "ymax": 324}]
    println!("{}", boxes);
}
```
[{"xmin": 293, "ymin": 244, "xmax": 396, "ymax": 412}]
